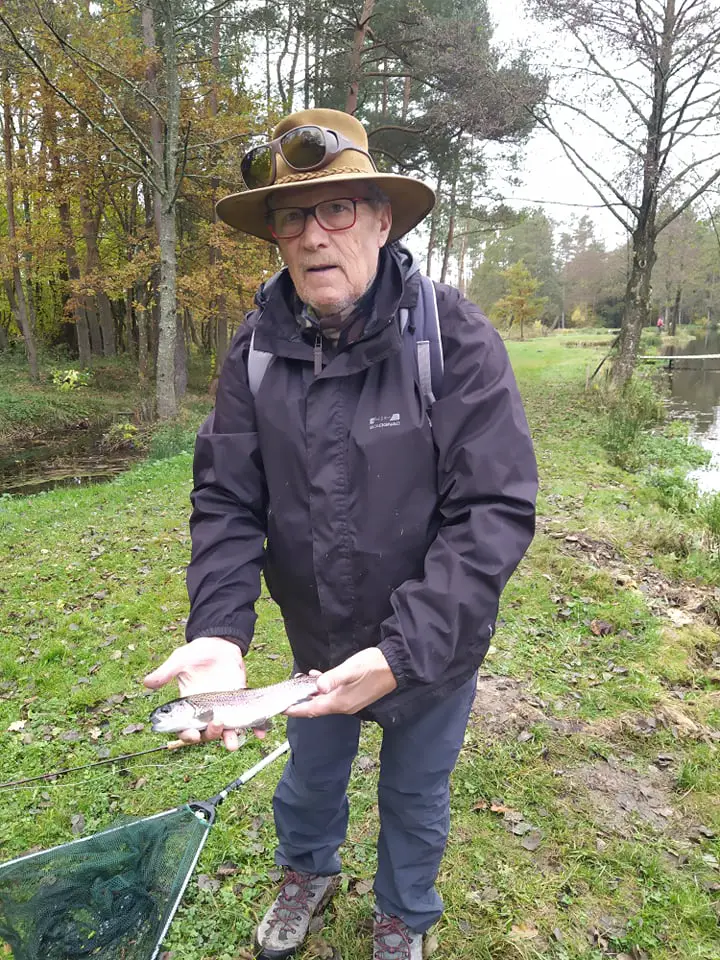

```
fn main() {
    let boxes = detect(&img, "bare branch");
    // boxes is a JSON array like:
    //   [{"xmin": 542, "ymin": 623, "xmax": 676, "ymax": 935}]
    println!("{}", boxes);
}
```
[
  {"xmin": 657, "ymin": 164, "xmax": 720, "ymax": 232},
  {"xmin": 548, "ymin": 95, "xmax": 645, "ymax": 159},
  {"xmin": 176, "ymin": 0, "xmax": 238, "ymax": 34},
  {"xmin": 530, "ymin": 107, "xmax": 635, "ymax": 231},
  {"xmin": 573, "ymin": 30, "xmax": 649, "ymax": 125}
]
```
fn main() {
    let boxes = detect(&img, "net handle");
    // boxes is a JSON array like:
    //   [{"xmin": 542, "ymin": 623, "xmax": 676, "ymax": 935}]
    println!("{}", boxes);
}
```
[{"xmin": 190, "ymin": 739, "xmax": 290, "ymax": 821}]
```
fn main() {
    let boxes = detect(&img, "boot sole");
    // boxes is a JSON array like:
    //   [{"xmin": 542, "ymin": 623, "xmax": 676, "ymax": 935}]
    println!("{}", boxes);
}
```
[{"xmin": 253, "ymin": 875, "xmax": 341, "ymax": 960}]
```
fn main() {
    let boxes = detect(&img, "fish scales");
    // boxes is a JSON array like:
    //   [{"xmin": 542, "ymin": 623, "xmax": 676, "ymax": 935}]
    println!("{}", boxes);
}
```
[{"xmin": 149, "ymin": 675, "xmax": 318, "ymax": 733}]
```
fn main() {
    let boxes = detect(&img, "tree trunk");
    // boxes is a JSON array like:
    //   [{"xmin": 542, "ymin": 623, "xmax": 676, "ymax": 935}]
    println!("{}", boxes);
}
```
[
  {"xmin": 2, "ymin": 73, "xmax": 37, "ymax": 380},
  {"xmin": 440, "ymin": 163, "xmax": 458, "ymax": 284},
  {"xmin": 79, "ymin": 197, "xmax": 116, "ymax": 356},
  {"xmin": 402, "ymin": 75, "xmax": 411, "ymax": 122},
  {"xmin": 426, "ymin": 173, "xmax": 443, "ymax": 276},
  {"xmin": 43, "ymin": 93, "xmax": 91, "ymax": 366},
  {"xmin": 615, "ymin": 223, "xmax": 657, "ymax": 383},
  {"xmin": 209, "ymin": 10, "xmax": 228, "ymax": 375},
  {"xmin": 143, "ymin": 0, "xmax": 180, "ymax": 418},
  {"xmin": 457, "ymin": 230, "xmax": 467, "ymax": 295},
  {"xmin": 671, "ymin": 285, "xmax": 681, "ymax": 336},
  {"xmin": 613, "ymin": 0, "xmax": 674, "ymax": 384},
  {"xmin": 346, "ymin": 0, "xmax": 375, "ymax": 115}
]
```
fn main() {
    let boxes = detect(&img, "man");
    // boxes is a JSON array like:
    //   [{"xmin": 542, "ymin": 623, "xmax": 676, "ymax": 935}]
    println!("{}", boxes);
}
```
[{"xmin": 145, "ymin": 108, "xmax": 538, "ymax": 960}]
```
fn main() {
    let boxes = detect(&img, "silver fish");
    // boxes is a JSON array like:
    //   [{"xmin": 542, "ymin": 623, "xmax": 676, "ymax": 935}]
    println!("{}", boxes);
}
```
[{"xmin": 149, "ymin": 675, "xmax": 319, "ymax": 734}]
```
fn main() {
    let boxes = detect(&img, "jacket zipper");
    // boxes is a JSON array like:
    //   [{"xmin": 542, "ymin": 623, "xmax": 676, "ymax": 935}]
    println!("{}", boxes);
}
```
[{"xmin": 313, "ymin": 333, "xmax": 323, "ymax": 376}]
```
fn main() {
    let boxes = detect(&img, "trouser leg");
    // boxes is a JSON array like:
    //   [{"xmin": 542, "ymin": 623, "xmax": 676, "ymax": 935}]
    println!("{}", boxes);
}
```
[
  {"xmin": 273, "ymin": 713, "xmax": 361, "ymax": 876},
  {"xmin": 373, "ymin": 673, "xmax": 477, "ymax": 932}
]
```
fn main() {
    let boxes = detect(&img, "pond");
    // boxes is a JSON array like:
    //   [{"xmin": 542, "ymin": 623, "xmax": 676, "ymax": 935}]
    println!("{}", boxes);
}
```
[
  {"xmin": 0, "ymin": 422, "xmax": 144, "ymax": 497},
  {"xmin": 663, "ymin": 329, "xmax": 720, "ymax": 493}
]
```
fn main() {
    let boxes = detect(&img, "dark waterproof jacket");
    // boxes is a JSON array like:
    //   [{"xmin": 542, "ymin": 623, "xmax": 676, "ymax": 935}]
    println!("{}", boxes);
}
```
[{"xmin": 186, "ymin": 244, "xmax": 538, "ymax": 724}]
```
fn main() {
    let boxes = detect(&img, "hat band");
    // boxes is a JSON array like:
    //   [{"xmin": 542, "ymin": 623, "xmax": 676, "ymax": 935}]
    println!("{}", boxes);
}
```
[{"xmin": 274, "ymin": 165, "xmax": 371, "ymax": 185}]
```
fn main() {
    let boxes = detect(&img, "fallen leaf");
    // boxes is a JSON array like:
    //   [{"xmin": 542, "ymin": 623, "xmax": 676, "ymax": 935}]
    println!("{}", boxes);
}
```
[
  {"xmin": 111, "ymin": 650, "xmax": 123, "ymax": 660},
  {"xmin": 307, "ymin": 934, "xmax": 335, "ymax": 959},
  {"xmin": 356, "ymin": 755, "xmax": 375, "ymax": 773},
  {"xmin": 89, "ymin": 727, "xmax": 102, "ymax": 741},
  {"xmin": 591, "ymin": 619, "xmax": 614, "ymax": 636},
  {"xmin": 552, "ymin": 928, "xmax": 563, "ymax": 942},
  {"xmin": 353, "ymin": 878, "xmax": 373, "ymax": 896},
  {"xmin": 517, "ymin": 730, "xmax": 533, "ymax": 743},
  {"xmin": 121, "ymin": 724, "xmax": 145, "ymax": 735},
  {"xmin": 473, "ymin": 800, "xmax": 488, "ymax": 811},
  {"xmin": 521, "ymin": 830, "xmax": 543, "ymax": 851},
  {"xmin": 511, "ymin": 821, "xmax": 534, "ymax": 836},
  {"xmin": 132, "ymin": 777, "xmax": 148, "ymax": 790},
  {"xmin": 510, "ymin": 922, "xmax": 539, "ymax": 940},
  {"xmin": 197, "ymin": 874, "xmax": 220, "ymax": 893},
  {"xmin": 71, "ymin": 813, "xmax": 85, "ymax": 836},
  {"xmin": 7, "ymin": 720, "xmax": 26, "ymax": 733},
  {"xmin": 422, "ymin": 933, "xmax": 439, "ymax": 958},
  {"xmin": 216, "ymin": 861, "xmax": 240, "ymax": 878}
]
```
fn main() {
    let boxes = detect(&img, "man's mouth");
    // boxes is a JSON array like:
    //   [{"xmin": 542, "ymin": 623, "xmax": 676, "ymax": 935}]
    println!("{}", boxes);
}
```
[{"xmin": 305, "ymin": 265, "xmax": 337, "ymax": 274}]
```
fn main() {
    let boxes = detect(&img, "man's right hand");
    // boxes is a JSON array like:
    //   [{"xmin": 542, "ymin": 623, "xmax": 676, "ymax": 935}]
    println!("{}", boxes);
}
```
[{"xmin": 144, "ymin": 636, "xmax": 264, "ymax": 751}]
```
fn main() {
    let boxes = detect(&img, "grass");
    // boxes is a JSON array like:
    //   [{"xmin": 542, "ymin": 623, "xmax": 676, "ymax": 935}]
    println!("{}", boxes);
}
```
[{"xmin": 0, "ymin": 335, "xmax": 719, "ymax": 959}]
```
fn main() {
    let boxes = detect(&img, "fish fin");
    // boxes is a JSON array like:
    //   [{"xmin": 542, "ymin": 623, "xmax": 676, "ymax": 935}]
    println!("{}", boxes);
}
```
[{"xmin": 196, "ymin": 708, "xmax": 215, "ymax": 724}]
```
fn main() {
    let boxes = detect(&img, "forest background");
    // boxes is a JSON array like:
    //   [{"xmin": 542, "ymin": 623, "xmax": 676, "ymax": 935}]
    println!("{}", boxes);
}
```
[{"xmin": 1, "ymin": 0, "xmax": 719, "ymax": 416}]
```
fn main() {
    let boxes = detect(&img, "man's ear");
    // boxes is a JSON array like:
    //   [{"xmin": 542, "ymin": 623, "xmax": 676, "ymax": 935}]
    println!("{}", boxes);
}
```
[{"xmin": 377, "ymin": 202, "xmax": 392, "ymax": 247}]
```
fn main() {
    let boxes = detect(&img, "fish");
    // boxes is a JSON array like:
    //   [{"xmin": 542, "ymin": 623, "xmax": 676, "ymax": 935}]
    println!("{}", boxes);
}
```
[{"xmin": 149, "ymin": 674, "xmax": 319, "ymax": 734}]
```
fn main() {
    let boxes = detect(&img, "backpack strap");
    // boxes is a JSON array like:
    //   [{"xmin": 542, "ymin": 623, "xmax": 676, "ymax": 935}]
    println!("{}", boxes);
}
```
[
  {"xmin": 247, "ymin": 328, "xmax": 274, "ymax": 397},
  {"xmin": 399, "ymin": 274, "xmax": 444, "ymax": 409}
]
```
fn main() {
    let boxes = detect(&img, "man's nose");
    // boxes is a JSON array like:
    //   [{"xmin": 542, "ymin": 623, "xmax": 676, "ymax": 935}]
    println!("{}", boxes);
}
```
[{"xmin": 301, "ymin": 212, "xmax": 329, "ymax": 247}]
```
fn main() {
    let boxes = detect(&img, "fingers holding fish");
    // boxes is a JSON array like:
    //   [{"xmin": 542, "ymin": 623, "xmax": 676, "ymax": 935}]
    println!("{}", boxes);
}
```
[
  {"xmin": 143, "ymin": 636, "xmax": 247, "ymax": 697},
  {"xmin": 285, "ymin": 649, "xmax": 397, "ymax": 718}
]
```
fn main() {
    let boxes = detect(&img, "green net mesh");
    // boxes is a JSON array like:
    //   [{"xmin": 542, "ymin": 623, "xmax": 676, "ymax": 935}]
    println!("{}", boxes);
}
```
[{"xmin": 0, "ymin": 805, "xmax": 211, "ymax": 960}]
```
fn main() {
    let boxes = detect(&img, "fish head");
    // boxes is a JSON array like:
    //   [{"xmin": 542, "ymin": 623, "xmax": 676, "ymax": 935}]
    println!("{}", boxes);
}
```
[{"xmin": 149, "ymin": 698, "xmax": 211, "ymax": 733}]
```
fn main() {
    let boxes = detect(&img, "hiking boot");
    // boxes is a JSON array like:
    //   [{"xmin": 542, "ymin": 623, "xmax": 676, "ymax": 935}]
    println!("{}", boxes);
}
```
[
  {"xmin": 373, "ymin": 911, "xmax": 424, "ymax": 960},
  {"xmin": 254, "ymin": 869, "xmax": 339, "ymax": 959}
]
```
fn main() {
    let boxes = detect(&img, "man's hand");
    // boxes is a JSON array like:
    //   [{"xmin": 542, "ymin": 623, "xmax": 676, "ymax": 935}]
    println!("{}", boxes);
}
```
[
  {"xmin": 144, "ymin": 636, "xmax": 265, "ymax": 751},
  {"xmin": 285, "ymin": 648, "xmax": 397, "ymax": 719}
]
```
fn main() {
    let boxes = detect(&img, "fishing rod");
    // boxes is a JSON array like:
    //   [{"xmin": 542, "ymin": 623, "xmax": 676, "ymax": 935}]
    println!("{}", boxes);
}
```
[{"xmin": 0, "ymin": 738, "xmax": 189, "ymax": 789}]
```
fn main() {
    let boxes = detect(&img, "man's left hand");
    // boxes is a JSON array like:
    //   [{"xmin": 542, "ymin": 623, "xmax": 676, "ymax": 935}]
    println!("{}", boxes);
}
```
[{"xmin": 285, "ymin": 648, "xmax": 397, "ymax": 718}]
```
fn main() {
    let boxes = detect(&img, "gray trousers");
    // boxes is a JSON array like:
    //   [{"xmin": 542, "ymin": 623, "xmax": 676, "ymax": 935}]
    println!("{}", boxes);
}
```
[{"xmin": 272, "ymin": 673, "xmax": 477, "ymax": 933}]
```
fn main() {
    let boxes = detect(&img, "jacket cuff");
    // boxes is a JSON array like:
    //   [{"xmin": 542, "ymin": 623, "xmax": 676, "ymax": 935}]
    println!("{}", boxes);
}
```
[
  {"xmin": 186, "ymin": 629, "xmax": 251, "ymax": 656},
  {"xmin": 377, "ymin": 637, "xmax": 409, "ymax": 690}
]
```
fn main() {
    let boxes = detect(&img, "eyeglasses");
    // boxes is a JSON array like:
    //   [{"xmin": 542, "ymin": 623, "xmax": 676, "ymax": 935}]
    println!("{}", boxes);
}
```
[
  {"xmin": 241, "ymin": 125, "xmax": 376, "ymax": 191},
  {"xmin": 266, "ymin": 197, "xmax": 372, "ymax": 239}
]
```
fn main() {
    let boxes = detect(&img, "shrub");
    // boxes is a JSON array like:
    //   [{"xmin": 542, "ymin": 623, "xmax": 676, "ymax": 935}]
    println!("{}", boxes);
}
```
[
  {"xmin": 700, "ymin": 492, "xmax": 720, "ymax": 550},
  {"xmin": 600, "ymin": 376, "xmax": 665, "ymax": 471},
  {"xmin": 147, "ymin": 422, "xmax": 197, "ymax": 461},
  {"xmin": 647, "ymin": 469, "xmax": 698, "ymax": 515},
  {"xmin": 50, "ymin": 368, "xmax": 92, "ymax": 391},
  {"xmin": 100, "ymin": 421, "xmax": 140, "ymax": 451}
]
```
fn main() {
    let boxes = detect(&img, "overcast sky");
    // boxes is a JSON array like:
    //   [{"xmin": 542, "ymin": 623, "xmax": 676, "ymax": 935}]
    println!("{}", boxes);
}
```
[{"xmin": 484, "ymin": 0, "xmax": 629, "ymax": 249}]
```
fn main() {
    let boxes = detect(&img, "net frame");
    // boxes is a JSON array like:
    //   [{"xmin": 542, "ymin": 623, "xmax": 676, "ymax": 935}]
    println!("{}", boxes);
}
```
[{"xmin": 0, "ymin": 740, "xmax": 290, "ymax": 960}]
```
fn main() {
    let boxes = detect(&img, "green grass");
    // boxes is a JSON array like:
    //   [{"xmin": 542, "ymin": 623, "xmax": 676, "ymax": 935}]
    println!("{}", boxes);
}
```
[{"xmin": 1, "ymin": 335, "xmax": 719, "ymax": 959}]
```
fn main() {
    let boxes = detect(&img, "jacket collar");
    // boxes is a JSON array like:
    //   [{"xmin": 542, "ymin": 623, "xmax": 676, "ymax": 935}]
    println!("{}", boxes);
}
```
[{"xmin": 251, "ymin": 243, "xmax": 421, "ymax": 373}]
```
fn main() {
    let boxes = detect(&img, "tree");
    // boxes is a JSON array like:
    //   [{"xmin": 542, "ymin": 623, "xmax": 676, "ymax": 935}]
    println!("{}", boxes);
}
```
[
  {"xmin": 491, "ymin": 260, "xmax": 548, "ymax": 339},
  {"xmin": 529, "ymin": 0, "xmax": 720, "ymax": 381}
]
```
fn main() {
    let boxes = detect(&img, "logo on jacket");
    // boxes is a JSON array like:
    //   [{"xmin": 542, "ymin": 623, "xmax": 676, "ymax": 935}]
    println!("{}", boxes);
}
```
[{"xmin": 369, "ymin": 413, "xmax": 401, "ymax": 430}]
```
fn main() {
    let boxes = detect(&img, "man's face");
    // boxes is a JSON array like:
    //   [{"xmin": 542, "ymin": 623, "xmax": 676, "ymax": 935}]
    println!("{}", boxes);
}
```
[{"xmin": 270, "ymin": 182, "xmax": 392, "ymax": 316}]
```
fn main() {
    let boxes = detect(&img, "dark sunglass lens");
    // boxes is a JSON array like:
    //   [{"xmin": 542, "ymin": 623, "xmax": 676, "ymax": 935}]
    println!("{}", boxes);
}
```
[
  {"xmin": 281, "ymin": 126, "xmax": 326, "ymax": 170},
  {"xmin": 242, "ymin": 146, "xmax": 273, "ymax": 189}
]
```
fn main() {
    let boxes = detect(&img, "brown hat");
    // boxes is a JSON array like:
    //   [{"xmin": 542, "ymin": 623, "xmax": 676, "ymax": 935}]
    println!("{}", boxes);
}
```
[{"xmin": 216, "ymin": 108, "xmax": 435, "ymax": 243}]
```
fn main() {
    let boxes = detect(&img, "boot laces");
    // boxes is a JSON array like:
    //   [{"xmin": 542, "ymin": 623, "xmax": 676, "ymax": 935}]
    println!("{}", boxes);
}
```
[
  {"xmin": 375, "ymin": 912, "xmax": 414, "ymax": 959},
  {"xmin": 268, "ymin": 870, "xmax": 317, "ymax": 936}
]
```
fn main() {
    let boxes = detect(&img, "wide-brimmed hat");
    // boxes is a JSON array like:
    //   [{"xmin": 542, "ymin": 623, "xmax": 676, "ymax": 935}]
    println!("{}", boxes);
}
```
[{"xmin": 216, "ymin": 108, "xmax": 435, "ymax": 243}]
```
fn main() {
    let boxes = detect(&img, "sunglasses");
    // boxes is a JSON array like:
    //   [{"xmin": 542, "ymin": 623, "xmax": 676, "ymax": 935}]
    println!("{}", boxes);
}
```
[{"xmin": 241, "ymin": 125, "xmax": 377, "ymax": 191}]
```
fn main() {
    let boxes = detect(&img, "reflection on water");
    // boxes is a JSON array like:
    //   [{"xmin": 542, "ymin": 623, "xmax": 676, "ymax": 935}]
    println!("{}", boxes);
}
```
[{"xmin": 664, "ymin": 330, "xmax": 720, "ymax": 493}]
